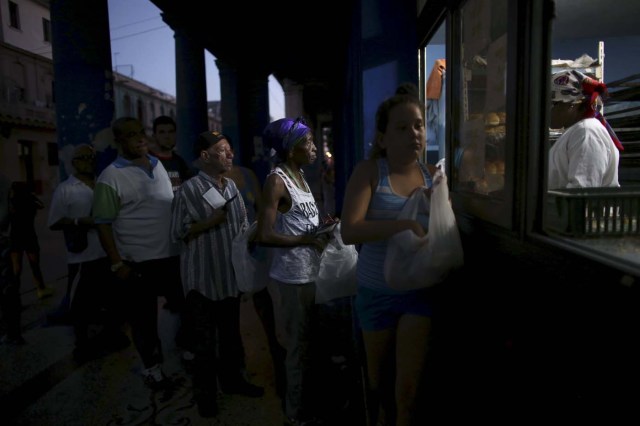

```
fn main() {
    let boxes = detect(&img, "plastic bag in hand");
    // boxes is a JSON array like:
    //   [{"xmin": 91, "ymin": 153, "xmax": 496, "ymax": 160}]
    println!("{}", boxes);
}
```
[
  {"xmin": 232, "ymin": 221, "xmax": 269, "ymax": 293},
  {"xmin": 316, "ymin": 223, "xmax": 358, "ymax": 304},
  {"xmin": 384, "ymin": 160, "xmax": 463, "ymax": 290}
]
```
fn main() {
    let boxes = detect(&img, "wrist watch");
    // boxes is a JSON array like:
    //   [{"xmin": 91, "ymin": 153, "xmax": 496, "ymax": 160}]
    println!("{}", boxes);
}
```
[{"xmin": 110, "ymin": 261, "xmax": 124, "ymax": 273}]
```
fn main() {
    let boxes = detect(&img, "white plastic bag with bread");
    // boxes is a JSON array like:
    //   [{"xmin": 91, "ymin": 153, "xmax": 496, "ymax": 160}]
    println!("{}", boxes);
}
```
[{"xmin": 384, "ymin": 160, "xmax": 464, "ymax": 290}]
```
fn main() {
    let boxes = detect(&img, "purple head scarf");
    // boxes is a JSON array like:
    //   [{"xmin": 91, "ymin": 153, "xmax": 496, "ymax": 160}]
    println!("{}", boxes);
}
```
[{"xmin": 263, "ymin": 117, "xmax": 311, "ymax": 163}]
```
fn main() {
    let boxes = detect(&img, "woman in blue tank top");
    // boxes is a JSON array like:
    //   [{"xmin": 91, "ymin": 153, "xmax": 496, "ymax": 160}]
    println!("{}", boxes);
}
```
[{"xmin": 341, "ymin": 91, "xmax": 435, "ymax": 426}]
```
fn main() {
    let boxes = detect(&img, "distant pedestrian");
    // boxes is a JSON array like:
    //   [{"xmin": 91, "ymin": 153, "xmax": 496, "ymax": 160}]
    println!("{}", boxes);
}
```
[
  {"xmin": 0, "ymin": 173, "xmax": 23, "ymax": 345},
  {"xmin": 8, "ymin": 181, "xmax": 53, "ymax": 300},
  {"xmin": 148, "ymin": 115, "xmax": 193, "ymax": 361}
]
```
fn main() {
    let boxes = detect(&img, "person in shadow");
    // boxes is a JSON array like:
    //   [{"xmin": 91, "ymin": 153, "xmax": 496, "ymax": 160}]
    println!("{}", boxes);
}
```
[
  {"xmin": 0, "ymin": 173, "xmax": 23, "ymax": 345},
  {"xmin": 48, "ymin": 144, "xmax": 130, "ymax": 361},
  {"xmin": 170, "ymin": 131, "xmax": 264, "ymax": 418},
  {"xmin": 8, "ymin": 181, "xmax": 52, "ymax": 300},
  {"xmin": 93, "ymin": 117, "xmax": 182, "ymax": 389},
  {"xmin": 225, "ymin": 141, "xmax": 287, "ymax": 399}
]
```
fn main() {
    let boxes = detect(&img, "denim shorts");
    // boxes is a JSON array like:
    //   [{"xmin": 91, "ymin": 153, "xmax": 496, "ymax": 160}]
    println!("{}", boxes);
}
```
[{"xmin": 355, "ymin": 286, "xmax": 433, "ymax": 331}]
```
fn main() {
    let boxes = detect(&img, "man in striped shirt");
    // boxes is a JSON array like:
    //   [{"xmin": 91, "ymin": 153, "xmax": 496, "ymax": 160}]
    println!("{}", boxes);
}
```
[{"xmin": 170, "ymin": 131, "xmax": 263, "ymax": 418}]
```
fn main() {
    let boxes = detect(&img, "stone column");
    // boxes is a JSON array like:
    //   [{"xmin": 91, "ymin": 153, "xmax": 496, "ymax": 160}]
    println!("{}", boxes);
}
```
[
  {"xmin": 50, "ymin": 0, "xmax": 114, "ymax": 178},
  {"xmin": 174, "ymin": 26, "xmax": 208, "ymax": 165},
  {"xmin": 217, "ymin": 60, "xmax": 270, "ymax": 182}
]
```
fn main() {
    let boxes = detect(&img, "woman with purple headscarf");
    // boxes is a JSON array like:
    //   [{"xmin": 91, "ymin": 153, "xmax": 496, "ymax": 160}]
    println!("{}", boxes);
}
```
[
  {"xmin": 257, "ymin": 117, "xmax": 329, "ymax": 425},
  {"xmin": 548, "ymin": 70, "xmax": 622, "ymax": 189}
]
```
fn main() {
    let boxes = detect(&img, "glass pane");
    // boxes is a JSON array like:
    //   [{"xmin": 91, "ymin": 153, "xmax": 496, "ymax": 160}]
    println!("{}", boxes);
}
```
[
  {"xmin": 544, "ymin": 1, "xmax": 640, "ymax": 259},
  {"xmin": 424, "ymin": 22, "xmax": 447, "ymax": 166},
  {"xmin": 453, "ymin": 0, "xmax": 507, "ymax": 197}
]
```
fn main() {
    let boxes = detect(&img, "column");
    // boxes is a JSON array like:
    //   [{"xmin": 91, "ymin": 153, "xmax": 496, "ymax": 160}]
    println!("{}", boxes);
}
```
[
  {"xmin": 174, "ymin": 26, "xmax": 208, "ymax": 165},
  {"xmin": 50, "ymin": 0, "xmax": 114, "ymax": 178},
  {"xmin": 217, "ymin": 60, "xmax": 270, "ymax": 182}
]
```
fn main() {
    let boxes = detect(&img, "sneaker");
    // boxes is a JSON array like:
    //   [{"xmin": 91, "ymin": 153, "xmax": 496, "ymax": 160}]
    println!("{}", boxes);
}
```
[
  {"xmin": 142, "ymin": 364, "xmax": 168, "ymax": 389},
  {"xmin": 37, "ymin": 287, "xmax": 54, "ymax": 300},
  {"xmin": 221, "ymin": 379, "xmax": 264, "ymax": 397}
]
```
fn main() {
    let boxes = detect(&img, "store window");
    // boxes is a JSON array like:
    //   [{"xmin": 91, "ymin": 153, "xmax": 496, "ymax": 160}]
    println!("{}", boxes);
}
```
[
  {"xmin": 422, "ymin": 21, "xmax": 447, "ymax": 166},
  {"xmin": 453, "ymin": 0, "xmax": 507, "ymax": 199},
  {"xmin": 543, "ymin": 1, "xmax": 640, "ymax": 265}
]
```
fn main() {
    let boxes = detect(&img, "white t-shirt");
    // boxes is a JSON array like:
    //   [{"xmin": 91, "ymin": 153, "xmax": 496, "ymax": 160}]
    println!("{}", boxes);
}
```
[
  {"xmin": 47, "ymin": 175, "xmax": 106, "ymax": 264},
  {"xmin": 548, "ymin": 117, "xmax": 620, "ymax": 189}
]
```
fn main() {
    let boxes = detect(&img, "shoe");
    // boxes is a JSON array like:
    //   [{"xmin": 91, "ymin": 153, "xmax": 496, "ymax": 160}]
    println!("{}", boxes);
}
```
[
  {"xmin": 142, "ymin": 364, "xmax": 168, "ymax": 389},
  {"xmin": 221, "ymin": 379, "xmax": 264, "ymax": 397},
  {"xmin": 37, "ymin": 287, "xmax": 54, "ymax": 300}
]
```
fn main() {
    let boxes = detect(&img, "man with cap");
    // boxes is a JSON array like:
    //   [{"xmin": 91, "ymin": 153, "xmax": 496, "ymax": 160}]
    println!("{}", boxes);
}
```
[
  {"xmin": 170, "ymin": 130, "xmax": 263, "ymax": 418},
  {"xmin": 548, "ymin": 70, "xmax": 622, "ymax": 189}
]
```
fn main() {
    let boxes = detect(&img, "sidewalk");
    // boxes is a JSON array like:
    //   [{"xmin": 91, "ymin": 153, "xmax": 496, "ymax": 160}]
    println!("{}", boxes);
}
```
[
  {"xmin": 0, "ymin": 204, "xmax": 286, "ymax": 425},
  {"xmin": 1, "ymin": 204, "xmax": 366, "ymax": 425}
]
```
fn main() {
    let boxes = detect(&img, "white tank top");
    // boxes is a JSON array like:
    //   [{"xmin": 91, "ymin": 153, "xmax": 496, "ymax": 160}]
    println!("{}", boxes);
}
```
[{"xmin": 269, "ymin": 166, "xmax": 320, "ymax": 284}]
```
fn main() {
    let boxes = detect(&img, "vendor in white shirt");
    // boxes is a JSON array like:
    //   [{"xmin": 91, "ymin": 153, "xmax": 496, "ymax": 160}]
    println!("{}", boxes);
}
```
[{"xmin": 548, "ymin": 70, "xmax": 624, "ymax": 189}]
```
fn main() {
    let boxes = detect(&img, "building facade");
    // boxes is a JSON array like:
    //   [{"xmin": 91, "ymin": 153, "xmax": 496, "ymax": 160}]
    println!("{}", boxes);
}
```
[{"xmin": 0, "ymin": 0, "xmax": 220, "ymax": 200}]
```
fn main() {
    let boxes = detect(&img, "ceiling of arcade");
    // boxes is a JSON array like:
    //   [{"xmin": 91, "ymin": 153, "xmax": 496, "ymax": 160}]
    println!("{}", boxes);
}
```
[{"xmin": 150, "ymin": 0, "xmax": 354, "ymax": 91}]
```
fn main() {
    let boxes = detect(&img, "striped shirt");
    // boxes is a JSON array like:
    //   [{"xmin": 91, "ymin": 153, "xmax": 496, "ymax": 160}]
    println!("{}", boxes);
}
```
[
  {"xmin": 170, "ymin": 171, "xmax": 248, "ymax": 301},
  {"xmin": 357, "ymin": 159, "xmax": 432, "ymax": 294}
]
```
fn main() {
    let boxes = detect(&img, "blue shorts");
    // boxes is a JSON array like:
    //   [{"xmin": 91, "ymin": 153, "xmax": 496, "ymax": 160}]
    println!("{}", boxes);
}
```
[{"xmin": 355, "ymin": 286, "xmax": 433, "ymax": 331}]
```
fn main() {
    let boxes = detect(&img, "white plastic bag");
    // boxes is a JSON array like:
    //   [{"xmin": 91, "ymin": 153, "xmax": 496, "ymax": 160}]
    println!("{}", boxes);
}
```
[
  {"xmin": 316, "ymin": 223, "xmax": 358, "ymax": 304},
  {"xmin": 384, "ymin": 161, "xmax": 463, "ymax": 290},
  {"xmin": 232, "ymin": 221, "xmax": 269, "ymax": 293}
]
